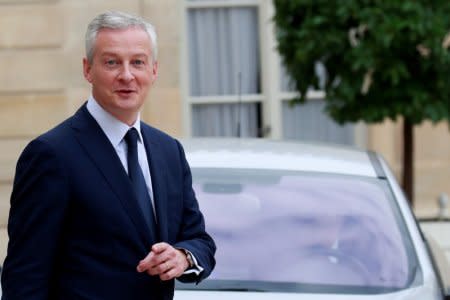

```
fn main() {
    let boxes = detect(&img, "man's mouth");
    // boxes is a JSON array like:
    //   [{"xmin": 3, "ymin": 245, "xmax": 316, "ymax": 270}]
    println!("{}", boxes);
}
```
[{"xmin": 115, "ymin": 89, "xmax": 136, "ymax": 95}]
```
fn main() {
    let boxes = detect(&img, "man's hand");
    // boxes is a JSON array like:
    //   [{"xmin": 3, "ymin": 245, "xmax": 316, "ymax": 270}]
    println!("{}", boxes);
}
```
[{"xmin": 137, "ymin": 242, "xmax": 189, "ymax": 281}]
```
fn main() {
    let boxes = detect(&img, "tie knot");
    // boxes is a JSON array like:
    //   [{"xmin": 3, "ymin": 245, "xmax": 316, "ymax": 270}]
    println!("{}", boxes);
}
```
[{"xmin": 125, "ymin": 128, "xmax": 139, "ymax": 148}]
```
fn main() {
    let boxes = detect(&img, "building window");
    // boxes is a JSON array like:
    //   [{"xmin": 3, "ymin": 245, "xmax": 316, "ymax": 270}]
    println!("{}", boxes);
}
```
[
  {"xmin": 192, "ymin": 102, "xmax": 261, "ymax": 137},
  {"xmin": 279, "ymin": 63, "xmax": 357, "ymax": 145},
  {"xmin": 182, "ymin": 1, "xmax": 365, "ymax": 146},
  {"xmin": 186, "ymin": 3, "xmax": 262, "ymax": 137}
]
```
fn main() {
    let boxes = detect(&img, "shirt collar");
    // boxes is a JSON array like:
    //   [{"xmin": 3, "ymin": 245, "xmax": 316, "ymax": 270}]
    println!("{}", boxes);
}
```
[{"xmin": 86, "ymin": 95, "xmax": 143, "ymax": 147}]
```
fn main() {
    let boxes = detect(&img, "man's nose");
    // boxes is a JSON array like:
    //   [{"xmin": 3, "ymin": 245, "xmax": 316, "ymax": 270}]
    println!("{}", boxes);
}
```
[{"xmin": 118, "ymin": 64, "xmax": 134, "ymax": 81}]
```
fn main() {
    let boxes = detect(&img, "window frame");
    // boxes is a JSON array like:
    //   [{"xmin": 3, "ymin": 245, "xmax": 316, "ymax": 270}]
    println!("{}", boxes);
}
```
[
  {"xmin": 181, "ymin": 0, "xmax": 264, "ymax": 137},
  {"xmin": 180, "ymin": 0, "xmax": 366, "ymax": 147}
]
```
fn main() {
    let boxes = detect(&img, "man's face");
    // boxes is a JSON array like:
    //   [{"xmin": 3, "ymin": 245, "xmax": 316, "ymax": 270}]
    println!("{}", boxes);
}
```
[{"xmin": 83, "ymin": 27, "xmax": 157, "ymax": 125}]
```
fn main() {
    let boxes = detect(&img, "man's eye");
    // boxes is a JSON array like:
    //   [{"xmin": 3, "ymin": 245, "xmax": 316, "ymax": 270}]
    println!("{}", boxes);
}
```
[
  {"xmin": 105, "ymin": 60, "xmax": 117, "ymax": 66},
  {"xmin": 133, "ymin": 60, "xmax": 144, "ymax": 66}
]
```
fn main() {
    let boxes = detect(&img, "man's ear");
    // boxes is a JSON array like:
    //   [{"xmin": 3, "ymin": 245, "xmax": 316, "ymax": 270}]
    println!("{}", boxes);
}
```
[
  {"xmin": 83, "ymin": 58, "xmax": 93, "ymax": 83},
  {"xmin": 151, "ymin": 61, "xmax": 158, "ymax": 84}
]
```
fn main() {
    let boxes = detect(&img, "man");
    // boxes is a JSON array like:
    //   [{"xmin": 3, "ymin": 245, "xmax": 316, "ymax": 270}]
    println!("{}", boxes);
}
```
[{"xmin": 1, "ymin": 11, "xmax": 216, "ymax": 300}]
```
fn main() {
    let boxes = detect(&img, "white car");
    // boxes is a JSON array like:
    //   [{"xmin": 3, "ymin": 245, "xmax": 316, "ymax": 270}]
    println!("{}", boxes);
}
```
[{"xmin": 175, "ymin": 138, "xmax": 450, "ymax": 300}]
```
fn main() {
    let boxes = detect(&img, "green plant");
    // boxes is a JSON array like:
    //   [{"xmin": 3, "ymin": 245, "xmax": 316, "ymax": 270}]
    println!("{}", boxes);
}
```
[{"xmin": 274, "ymin": 0, "xmax": 450, "ymax": 204}]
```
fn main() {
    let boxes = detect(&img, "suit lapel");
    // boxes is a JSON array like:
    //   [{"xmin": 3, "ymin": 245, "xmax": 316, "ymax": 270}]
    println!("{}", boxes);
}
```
[
  {"xmin": 70, "ymin": 105, "xmax": 154, "ymax": 246},
  {"xmin": 141, "ymin": 127, "xmax": 169, "ymax": 242}
]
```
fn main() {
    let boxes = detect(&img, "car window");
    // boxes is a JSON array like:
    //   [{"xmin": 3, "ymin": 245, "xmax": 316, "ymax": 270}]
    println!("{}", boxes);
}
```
[{"xmin": 187, "ymin": 168, "xmax": 419, "ymax": 294}]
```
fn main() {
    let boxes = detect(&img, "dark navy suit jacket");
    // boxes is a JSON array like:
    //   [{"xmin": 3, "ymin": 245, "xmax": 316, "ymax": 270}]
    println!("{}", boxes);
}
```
[{"xmin": 1, "ymin": 104, "xmax": 216, "ymax": 299}]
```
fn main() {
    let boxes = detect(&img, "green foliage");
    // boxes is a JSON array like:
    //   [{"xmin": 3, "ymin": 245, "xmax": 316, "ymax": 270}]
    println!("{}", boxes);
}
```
[{"xmin": 274, "ymin": 0, "xmax": 450, "ymax": 125}]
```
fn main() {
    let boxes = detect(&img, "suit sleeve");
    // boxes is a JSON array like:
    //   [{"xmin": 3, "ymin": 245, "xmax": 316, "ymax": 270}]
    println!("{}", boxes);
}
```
[
  {"xmin": 172, "ymin": 140, "xmax": 216, "ymax": 284},
  {"xmin": 1, "ymin": 138, "xmax": 69, "ymax": 299}
]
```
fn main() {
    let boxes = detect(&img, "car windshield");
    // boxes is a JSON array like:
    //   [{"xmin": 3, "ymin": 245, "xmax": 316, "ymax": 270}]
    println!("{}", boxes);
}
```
[{"xmin": 180, "ymin": 168, "xmax": 419, "ymax": 294}]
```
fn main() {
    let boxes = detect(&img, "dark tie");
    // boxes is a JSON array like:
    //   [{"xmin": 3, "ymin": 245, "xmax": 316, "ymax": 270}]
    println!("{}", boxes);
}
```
[{"xmin": 124, "ymin": 128, "xmax": 158, "ymax": 239}]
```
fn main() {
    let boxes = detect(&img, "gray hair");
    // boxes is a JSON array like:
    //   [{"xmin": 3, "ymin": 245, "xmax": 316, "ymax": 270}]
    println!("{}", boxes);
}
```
[{"xmin": 85, "ymin": 11, "xmax": 158, "ymax": 64}]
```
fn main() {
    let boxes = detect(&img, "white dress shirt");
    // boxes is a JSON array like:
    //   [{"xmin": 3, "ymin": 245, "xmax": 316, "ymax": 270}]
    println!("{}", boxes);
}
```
[{"xmin": 86, "ymin": 96, "xmax": 156, "ymax": 217}]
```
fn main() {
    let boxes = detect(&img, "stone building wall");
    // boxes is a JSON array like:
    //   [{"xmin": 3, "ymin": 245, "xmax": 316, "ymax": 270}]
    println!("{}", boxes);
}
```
[
  {"xmin": 0, "ymin": 0, "xmax": 183, "ymax": 261},
  {"xmin": 369, "ymin": 120, "xmax": 450, "ymax": 217}
]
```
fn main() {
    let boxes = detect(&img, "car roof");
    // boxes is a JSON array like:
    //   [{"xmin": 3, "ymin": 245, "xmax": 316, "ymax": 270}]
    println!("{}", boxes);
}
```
[{"xmin": 181, "ymin": 138, "xmax": 378, "ymax": 178}]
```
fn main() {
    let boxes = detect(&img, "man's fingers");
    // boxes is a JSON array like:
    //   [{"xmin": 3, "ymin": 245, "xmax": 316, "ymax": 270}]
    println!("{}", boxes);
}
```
[
  {"xmin": 159, "ymin": 267, "xmax": 178, "ymax": 281},
  {"xmin": 137, "ymin": 251, "xmax": 154, "ymax": 272},
  {"xmin": 147, "ymin": 260, "xmax": 170, "ymax": 276},
  {"xmin": 157, "ymin": 260, "xmax": 185, "ymax": 281},
  {"xmin": 137, "ymin": 243, "xmax": 188, "ymax": 280},
  {"xmin": 137, "ymin": 242, "xmax": 172, "ymax": 273},
  {"xmin": 151, "ymin": 242, "xmax": 169, "ymax": 254}
]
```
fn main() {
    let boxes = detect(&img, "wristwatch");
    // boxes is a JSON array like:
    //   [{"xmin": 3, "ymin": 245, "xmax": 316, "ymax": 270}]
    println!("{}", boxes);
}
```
[{"xmin": 184, "ymin": 250, "xmax": 194, "ymax": 269}]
